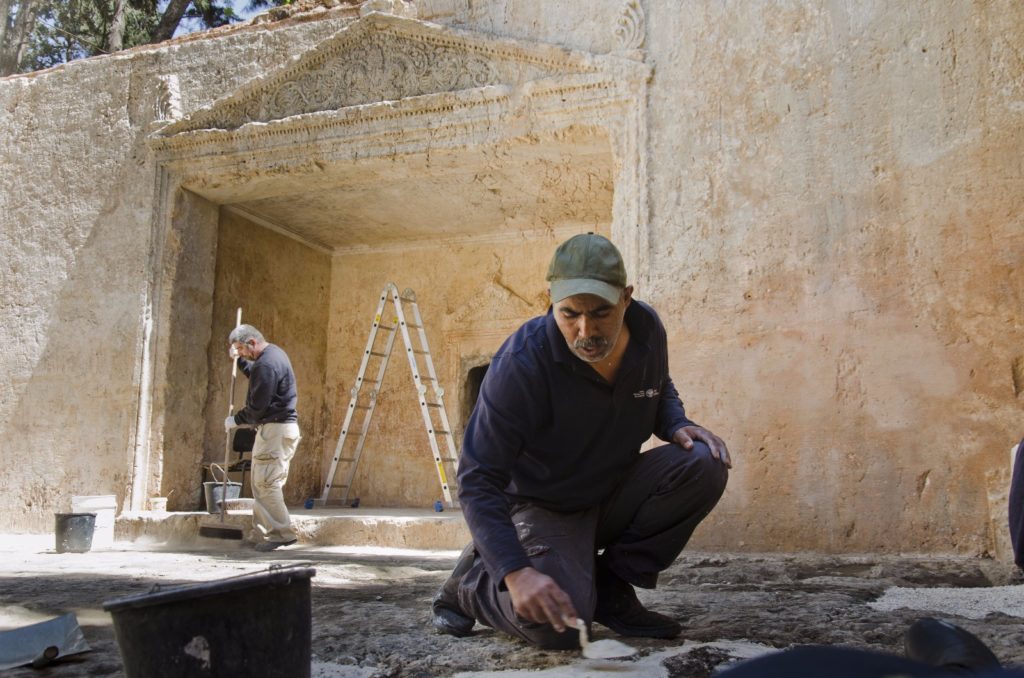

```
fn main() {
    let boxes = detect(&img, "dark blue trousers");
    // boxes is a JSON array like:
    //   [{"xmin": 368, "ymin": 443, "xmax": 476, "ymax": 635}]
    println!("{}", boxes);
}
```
[
  {"xmin": 718, "ymin": 646, "xmax": 1024, "ymax": 678},
  {"xmin": 456, "ymin": 442, "xmax": 728, "ymax": 649}
]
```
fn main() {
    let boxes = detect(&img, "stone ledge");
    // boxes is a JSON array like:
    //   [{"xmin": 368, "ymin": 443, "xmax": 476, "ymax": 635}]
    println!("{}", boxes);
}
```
[{"xmin": 116, "ymin": 507, "xmax": 471, "ymax": 550}]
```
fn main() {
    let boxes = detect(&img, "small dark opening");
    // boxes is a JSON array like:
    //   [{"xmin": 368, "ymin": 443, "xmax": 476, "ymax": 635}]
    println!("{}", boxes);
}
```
[{"xmin": 461, "ymin": 364, "xmax": 490, "ymax": 435}]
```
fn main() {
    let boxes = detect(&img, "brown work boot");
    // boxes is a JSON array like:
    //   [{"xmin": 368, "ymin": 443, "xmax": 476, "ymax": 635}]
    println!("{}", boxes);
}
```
[
  {"xmin": 431, "ymin": 543, "xmax": 476, "ymax": 637},
  {"xmin": 594, "ymin": 563, "xmax": 681, "ymax": 639}
]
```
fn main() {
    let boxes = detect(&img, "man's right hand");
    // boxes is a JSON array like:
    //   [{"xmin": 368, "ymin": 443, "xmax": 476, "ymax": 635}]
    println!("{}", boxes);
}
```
[{"xmin": 504, "ymin": 566, "xmax": 577, "ymax": 632}]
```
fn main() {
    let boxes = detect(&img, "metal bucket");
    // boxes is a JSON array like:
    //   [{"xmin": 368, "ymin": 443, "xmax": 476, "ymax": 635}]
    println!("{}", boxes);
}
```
[
  {"xmin": 54, "ymin": 513, "xmax": 96, "ymax": 553},
  {"xmin": 203, "ymin": 463, "xmax": 241, "ymax": 513},
  {"xmin": 203, "ymin": 481, "xmax": 242, "ymax": 513},
  {"xmin": 103, "ymin": 566, "xmax": 315, "ymax": 678},
  {"xmin": 71, "ymin": 495, "xmax": 116, "ymax": 548}
]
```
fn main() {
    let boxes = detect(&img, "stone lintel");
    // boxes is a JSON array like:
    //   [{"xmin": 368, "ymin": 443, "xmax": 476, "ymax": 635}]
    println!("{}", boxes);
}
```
[{"xmin": 153, "ymin": 11, "xmax": 650, "ymax": 142}]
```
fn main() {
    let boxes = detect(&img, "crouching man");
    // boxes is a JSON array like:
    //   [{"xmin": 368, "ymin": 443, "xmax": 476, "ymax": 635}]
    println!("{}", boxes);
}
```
[{"xmin": 432, "ymin": 233, "xmax": 731, "ymax": 648}]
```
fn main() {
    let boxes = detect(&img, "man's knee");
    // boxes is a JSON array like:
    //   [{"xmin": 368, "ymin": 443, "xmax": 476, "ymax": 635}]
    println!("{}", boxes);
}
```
[
  {"xmin": 659, "ymin": 441, "xmax": 728, "ymax": 504},
  {"xmin": 687, "ymin": 440, "xmax": 729, "ymax": 499}
]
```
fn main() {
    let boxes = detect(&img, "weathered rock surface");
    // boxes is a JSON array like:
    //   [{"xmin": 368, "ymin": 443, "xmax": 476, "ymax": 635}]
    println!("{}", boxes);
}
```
[{"xmin": 0, "ymin": 537, "xmax": 1020, "ymax": 677}]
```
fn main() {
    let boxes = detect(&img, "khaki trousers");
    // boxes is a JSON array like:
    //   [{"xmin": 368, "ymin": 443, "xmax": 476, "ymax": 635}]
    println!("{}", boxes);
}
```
[{"xmin": 251, "ymin": 422, "xmax": 300, "ymax": 543}]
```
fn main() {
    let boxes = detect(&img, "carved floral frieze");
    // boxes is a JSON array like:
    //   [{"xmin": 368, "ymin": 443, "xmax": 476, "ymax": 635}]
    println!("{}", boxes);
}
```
[{"xmin": 179, "ymin": 15, "xmax": 597, "ymax": 133}]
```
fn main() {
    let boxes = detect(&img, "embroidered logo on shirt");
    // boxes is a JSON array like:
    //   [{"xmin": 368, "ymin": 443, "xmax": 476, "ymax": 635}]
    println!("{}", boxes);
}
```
[{"xmin": 633, "ymin": 388, "xmax": 660, "ymax": 398}]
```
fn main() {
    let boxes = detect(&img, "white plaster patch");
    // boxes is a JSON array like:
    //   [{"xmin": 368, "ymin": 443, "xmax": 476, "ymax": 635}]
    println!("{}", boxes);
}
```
[
  {"xmin": 184, "ymin": 635, "xmax": 211, "ymax": 669},
  {"xmin": 869, "ymin": 585, "xmax": 1024, "ymax": 619},
  {"xmin": 0, "ymin": 605, "xmax": 53, "ymax": 632},
  {"xmin": 450, "ymin": 641, "xmax": 776, "ymax": 677},
  {"xmin": 312, "ymin": 661, "xmax": 383, "ymax": 677}
]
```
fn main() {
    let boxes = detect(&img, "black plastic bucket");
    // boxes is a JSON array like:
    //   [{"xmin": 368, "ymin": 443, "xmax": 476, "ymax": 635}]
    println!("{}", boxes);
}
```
[
  {"xmin": 203, "ymin": 481, "xmax": 242, "ymax": 513},
  {"xmin": 103, "ymin": 565, "xmax": 315, "ymax": 678},
  {"xmin": 54, "ymin": 512, "xmax": 96, "ymax": 553}
]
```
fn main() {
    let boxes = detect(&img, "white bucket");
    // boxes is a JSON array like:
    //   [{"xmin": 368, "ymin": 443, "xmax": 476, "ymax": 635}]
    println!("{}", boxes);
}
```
[{"xmin": 71, "ymin": 495, "xmax": 117, "ymax": 548}]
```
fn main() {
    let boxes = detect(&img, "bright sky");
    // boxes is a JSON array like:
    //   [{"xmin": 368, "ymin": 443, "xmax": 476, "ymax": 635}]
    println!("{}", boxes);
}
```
[{"xmin": 172, "ymin": 0, "xmax": 265, "ymax": 38}]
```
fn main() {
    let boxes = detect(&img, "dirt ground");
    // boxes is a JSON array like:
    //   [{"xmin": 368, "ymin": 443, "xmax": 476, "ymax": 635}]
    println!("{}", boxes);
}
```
[{"xmin": 1, "ymin": 534, "xmax": 1022, "ymax": 677}]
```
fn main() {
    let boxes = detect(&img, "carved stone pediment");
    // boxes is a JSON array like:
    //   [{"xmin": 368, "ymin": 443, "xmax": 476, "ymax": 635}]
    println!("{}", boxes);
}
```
[{"xmin": 162, "ymin": 12, "xmax": 600, "ymax": 135}]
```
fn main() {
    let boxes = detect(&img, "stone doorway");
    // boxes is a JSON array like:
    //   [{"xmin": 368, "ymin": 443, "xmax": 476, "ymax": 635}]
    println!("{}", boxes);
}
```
[
  {"xmin": 461, "ymin": 363, "xmax": 490, "ymax": 436},
  {"xmin": 130, "ymin": 11, "xmax": 649, "ymax": 510}
]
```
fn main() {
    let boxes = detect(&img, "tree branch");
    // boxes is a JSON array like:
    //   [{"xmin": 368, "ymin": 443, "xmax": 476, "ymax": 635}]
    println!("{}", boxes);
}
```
[
  {"xmin": 0, "ymin": 0, "xmax": 42, "ymax": 75},
  {"xmin": 150, "ymin": 0, "xmax": 192, "ymax": 44},
  {"xmin": 105, "ymin": 0, "xmax": 128, "ymax": 52}
]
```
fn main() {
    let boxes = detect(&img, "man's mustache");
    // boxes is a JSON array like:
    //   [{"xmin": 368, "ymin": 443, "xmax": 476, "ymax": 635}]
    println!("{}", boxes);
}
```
[{"xmin": 574, "ymin": 337, "xmax": 608, "ymax": 351}]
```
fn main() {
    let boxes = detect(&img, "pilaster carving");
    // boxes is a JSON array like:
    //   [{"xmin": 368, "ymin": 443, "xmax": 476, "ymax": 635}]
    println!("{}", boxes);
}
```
[
  {"xmin": 360, "ymin": 0, "xmax": 418, "ymax": 19},
  {"xmin": 155, "ymin": 75, "xmax": 182, "ymax": 121},
  {"xmin": 614, "ymin": 0, "xmax": 645, "ymax": 51}
]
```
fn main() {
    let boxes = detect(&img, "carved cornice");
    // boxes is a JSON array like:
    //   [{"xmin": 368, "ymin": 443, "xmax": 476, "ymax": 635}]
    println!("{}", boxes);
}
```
[
  {"xmin": 159, "ymin": 12, "xmax": 604, "ymax": 136},
  {"xmin": 150, "ymin": 72, "xmax": 644, "ymax": 160}
]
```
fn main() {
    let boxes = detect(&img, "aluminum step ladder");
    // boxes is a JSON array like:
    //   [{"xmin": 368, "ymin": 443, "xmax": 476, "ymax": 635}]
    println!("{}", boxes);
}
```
[{"xmin": 317, "ymin": 283, "xmax": 460, "ymax": 508}]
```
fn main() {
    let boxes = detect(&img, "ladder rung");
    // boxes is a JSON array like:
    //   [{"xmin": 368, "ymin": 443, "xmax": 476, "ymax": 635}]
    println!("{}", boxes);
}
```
[{"xmin": 322, "ymin": 284, "xmax": 459, "ymax": 508}]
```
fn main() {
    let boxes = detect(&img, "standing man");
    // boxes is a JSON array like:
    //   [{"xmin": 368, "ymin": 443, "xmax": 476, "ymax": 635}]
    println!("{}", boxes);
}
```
[
  {"xmin": 225, "ymin": 324, "xmax": 301, "ymax": 552},
  {"xmin": 432, "ymin": 233, "xmax": 731, "ymax": 649}
]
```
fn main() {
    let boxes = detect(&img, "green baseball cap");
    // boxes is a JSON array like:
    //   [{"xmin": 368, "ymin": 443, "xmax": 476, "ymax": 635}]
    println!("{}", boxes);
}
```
[{"xmin": 546, "ymin": 233, "xmax": 627, "ymax": 304}]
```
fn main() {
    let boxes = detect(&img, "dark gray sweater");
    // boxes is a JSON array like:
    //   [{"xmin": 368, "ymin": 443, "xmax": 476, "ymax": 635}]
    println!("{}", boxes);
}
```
[{"xmin": 235, "ymin": 343, "xmax": 298, "ymax": 425}]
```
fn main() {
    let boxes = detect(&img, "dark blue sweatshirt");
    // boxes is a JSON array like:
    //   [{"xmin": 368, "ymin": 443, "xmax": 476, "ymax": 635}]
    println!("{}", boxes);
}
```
[
  {"xmin": 235, "ymin": 344, "xmax": 298, "ymax": 426},
  {"xmin": 457, "ymin": 299, "xmax": 695, "ymax": 585}
]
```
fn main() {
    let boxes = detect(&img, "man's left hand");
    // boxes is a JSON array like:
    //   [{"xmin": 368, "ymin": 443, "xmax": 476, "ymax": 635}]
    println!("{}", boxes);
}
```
[
  {"xmin": 224, "ymin": 416, "xmax": 236, "ymax": 432},
  {"xmin": 673, "ymin": 425, "xmax": 732, "ymax": 468}
]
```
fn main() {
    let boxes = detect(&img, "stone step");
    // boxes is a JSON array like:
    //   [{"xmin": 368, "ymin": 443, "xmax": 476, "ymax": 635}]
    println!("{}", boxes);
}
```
[{"xmin": 117, "ymin": 507, "xmax": 470, "ymax": 550}]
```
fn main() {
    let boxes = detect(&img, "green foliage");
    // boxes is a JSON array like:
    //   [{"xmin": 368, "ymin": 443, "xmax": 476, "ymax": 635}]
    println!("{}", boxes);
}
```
[
  {"xmin": 5, "ymin": 0, "xmax": 286, "ymax": 74},
  {"xmin": 25, "ymin": 0, "xmax": 147, "ymax": 70},
  {"xmin": 178, "ymin": 0, "xmax": 239, "ymax": 37}
]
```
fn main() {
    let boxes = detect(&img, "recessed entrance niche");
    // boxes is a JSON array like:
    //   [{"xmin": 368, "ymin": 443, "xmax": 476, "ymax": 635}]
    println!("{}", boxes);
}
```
[{"xmin": 139, "ymin": 11, "xmax": 648, "ymax": 510}]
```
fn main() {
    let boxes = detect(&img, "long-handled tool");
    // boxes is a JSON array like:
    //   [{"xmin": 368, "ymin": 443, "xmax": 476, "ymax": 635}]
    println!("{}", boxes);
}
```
[{"xmin": 200, "ymin": 307, "xmax": 245, "ymax": 541}]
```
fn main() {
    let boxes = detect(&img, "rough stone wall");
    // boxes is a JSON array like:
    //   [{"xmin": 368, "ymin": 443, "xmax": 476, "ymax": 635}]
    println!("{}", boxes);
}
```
[
  {"xmin": 203, "ymin": 210, "xmax": 332, "ymax": 508},
  {"xmin": 1, "ymin": 0, "xmax": 1021, "ymax": 560},
  {"xmin": 0, "ymin": 59, "xmax": 151, "ymax": 531},
  {"xmin": 151, "ymin": 190, "xmax": 220, "ymax": 511},
  {"xmin": 0, "ymin": 14, "xmax": 357, "ymax": 528},
  {"xmin": 323, "ymin": 236, "xmax": 564, "ymax": 508},
  {"xmin": 642, "ymin": 1, "xmax": 1024, "ymax": 554},
  {"xmin": 418, "ymin": 0, "xmax": 629, "ymax": 53}
]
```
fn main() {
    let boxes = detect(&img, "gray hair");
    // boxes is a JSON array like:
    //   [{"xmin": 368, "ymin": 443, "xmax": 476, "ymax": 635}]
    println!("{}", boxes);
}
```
[{"xmin": 229, "ymin": 324, "xmax": 265, "ymax": 345}]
